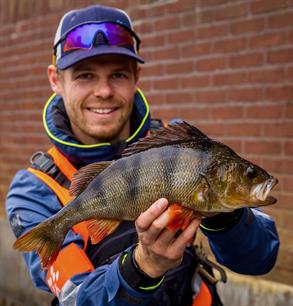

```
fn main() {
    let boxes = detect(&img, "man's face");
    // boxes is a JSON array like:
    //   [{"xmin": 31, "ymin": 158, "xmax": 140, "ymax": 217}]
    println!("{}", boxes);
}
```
[{"xmin": 51, "ymin": 55, "xmax": 140, "ymax": 144}]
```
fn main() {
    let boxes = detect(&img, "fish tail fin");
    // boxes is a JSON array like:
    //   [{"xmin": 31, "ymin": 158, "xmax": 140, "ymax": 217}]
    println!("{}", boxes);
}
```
[
  {"xmin": 166, "ymin": 204, "xmax": 196, "ymax": 232},
  {"xmin": 13, "ymin": 220, "xmax": 63, "ymax": 270}
]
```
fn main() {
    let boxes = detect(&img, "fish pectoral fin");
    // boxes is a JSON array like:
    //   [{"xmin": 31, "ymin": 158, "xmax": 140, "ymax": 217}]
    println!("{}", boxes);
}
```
[
  {"xmin": 70, "ymin": 161, "xmax": 112, "ymax": 196},
  {"xmin": 86, "ymin": 219, "xmax": 120, "ymax": 244},
  {"xmin": 193, "ymin": 174, "xmax": 212, "ymax": 207},
  {"xmin": 166, "ymin": 204, "xmax": 196, "ymax": 232}
]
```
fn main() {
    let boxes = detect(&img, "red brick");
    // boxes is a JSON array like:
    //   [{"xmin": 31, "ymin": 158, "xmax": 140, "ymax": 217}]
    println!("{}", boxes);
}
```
[
  {"xmin": 268, "ymin": 11, "xmax": 293, "ymax": 28},
  {"xmin": 262, "ymin": 158, "xmax": 293, "ymax": 175},
  {"xmin": 263, "ymin": 122, "xmax": 293, "ymax": 137},
  {"xmin": 229, "ymin": 52, "xmax": 264, "ymax": 68},
  {"xmin": 248, "ymin": 32, "xmax": 286, "ymax": 49},
  {"xmin": 284, "ymin": 141, "xmax": 293, "ymax": 155},
  {"xmin": 181, "ymin": 75, "xmax": 210, "ymax": 89},
  {"xmin": 248, "ymin": 68, "xmax": 285, "ymax": 83},
  {"xmin": 154, "ymin": 15, "xmax": 181, "ymax": 31},
  {"xmin": 210, "ymin": 106, "xmax": 244, "ymax": 120},
  {"xmin": 268, "ymin": 48, "xmax": 293, "ymax": 64},
  {"xmin": 165, "ymin": 92, "xmax": 194, "ymax": 105},
  {"xmin": 178, "ymin": 107, "xmax": 210, "ymax": 121},
  {"xmin": 266, "ymin": 86, "xmax": 293, "ymax": 101},
  {"xmin": 196, "ymin": 57, "xmax": 226, "ymax": 72},
  {"xmin": 230, "ymin": 18, "xmax": 265, "ymax": 34},
  {"xmin": 196, "ymin": 90, "xmax": 227, "ymax": 104},
  {"xmin": 245, "ymin": 104, "xmax": 283, "ymax": 119},
  {"xmin": 244, "ymin": 140, "xmax": 282, "ymax": 155},
  {"xmin": 213, "ymin": 72, "xmax": 248, "ymax": 86},
  {"xmin": 281, "ymin": 176, "xmax": 293, "ymax": 193},
  {"xmin": 153, "ymin": 77, "xmax": 180, "ymax": 90},
  {"xmin": 213, "ymin": 37, "xmax": 246, "ymax": 53},
  {"xmin": 250, "ymin": 0, "xmax": 288, "ymax": 14},
  {"xmin": 274, "ymin": 193, "xmax": 293, "ymax": 209},
  {"xmin": 224, "ymin": 123, "xmax": 262, "ymax": 137},
  {"xmin": 165, "ymin": 61, "xmax": 194, "ymax": 75},
  {"xmin": 285, "ymin": 103, "xmax": 293, "ymax": 118},
  {"xmin": 153, "ymin": 46, "xmax": 180, "ymax": 61},
  {"xmin": 181, "ymin": 42, "xmax": 211, "ymax": 58},
  {"xmin": 196, "ymin": 24, "xmax": 227, "ymax": 40},
  {"xmin": 229, "ymin": 87, "xmax": 264, "ymax": 102},
  {"xmin": 152, "ymin": 108, "xmax": 180, "ymax": 121},
  {"xmin": 201, "ymin": 3, "xmax": 247, "ymax": 23},
  {"xmin": 167, "ymin": 29, "xmax": 195, "ymax": 45}
]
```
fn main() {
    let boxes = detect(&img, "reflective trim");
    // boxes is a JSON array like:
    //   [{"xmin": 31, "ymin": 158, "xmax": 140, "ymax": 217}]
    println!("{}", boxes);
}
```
[
  {"xmin": 58, "ymin": 279, "xmax": 80, "ymax": 306},
  {"xmin": 43, "ymin": 88, "xmax": 150, "ymax": 149},
  {"xmin": 138, "ymin": 276, "xmax": 165, "ymax": 291}
]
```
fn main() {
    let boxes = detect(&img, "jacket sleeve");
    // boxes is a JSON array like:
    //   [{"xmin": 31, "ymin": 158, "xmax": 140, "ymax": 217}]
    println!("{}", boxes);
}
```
[
  {"xmin": 201, "ymin": 207, "xmax": 279, "ymax": 275},
  {"xmin": 5, "ymin": 170, "xmax": 156, "ymax": 306}
]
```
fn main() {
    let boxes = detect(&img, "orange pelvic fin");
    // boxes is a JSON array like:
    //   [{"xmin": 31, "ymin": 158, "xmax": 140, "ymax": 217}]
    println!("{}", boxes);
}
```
[
  {"xmin": 13, "ymin": 222, "xmax": 62, "ymax": 270},
  {"xmin": 166, "ymin": 203, "xmax": 196, "ymax": 232},
  {"xmin": 86, "ymin": 219, "xmax": 120, "ymax": 244}
]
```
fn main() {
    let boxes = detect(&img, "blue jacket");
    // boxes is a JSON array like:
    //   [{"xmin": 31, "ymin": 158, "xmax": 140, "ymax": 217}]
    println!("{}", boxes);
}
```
[{"xmin": 6, "ymin": 90, "xmax": 279, "ymax": 306}]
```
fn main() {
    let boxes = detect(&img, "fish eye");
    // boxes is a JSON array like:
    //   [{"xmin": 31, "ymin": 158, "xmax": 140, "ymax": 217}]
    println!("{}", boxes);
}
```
[{"xmin": 245, "ymin": 166, "xmax": 257, "ymax": 179}]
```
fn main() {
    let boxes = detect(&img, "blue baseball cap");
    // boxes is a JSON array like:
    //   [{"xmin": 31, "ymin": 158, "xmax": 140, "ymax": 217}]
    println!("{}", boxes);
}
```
[{"xmin": 53, "ymin": 5, "xmax": 144, "ymax": 69}]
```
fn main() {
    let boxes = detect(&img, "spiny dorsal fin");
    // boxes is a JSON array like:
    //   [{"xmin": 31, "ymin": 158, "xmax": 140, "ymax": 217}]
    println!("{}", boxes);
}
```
[
  {"xmin": 122, "ymin": 121, "xmax": 209, "ymax": 157},
  {"xmin": 70, "ymin": 161, "xmax": 111, "ymax": 196}
]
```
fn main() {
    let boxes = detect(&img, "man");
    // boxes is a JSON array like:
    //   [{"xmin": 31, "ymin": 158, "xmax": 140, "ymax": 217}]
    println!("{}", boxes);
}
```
[{"xmin": 6, "ymin": 4, "xmax": 279, "ymax": 306}]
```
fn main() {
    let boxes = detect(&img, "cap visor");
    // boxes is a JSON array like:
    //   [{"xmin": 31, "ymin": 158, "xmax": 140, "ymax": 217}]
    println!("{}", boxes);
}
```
[{"xmin": 57, "ymin": 46, "xmax": 144, "ymax": 69}]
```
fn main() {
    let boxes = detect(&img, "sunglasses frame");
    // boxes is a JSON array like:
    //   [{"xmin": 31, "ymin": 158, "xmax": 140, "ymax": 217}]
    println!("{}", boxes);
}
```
[{"xmin": 53, "ymin": 21, "xmax": 141, "ymax": 55}]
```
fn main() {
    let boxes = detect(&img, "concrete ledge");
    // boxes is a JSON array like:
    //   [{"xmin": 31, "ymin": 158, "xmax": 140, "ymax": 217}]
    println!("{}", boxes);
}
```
[
  {"xmin": 217, "ymin": 271, "xmax": 293, "ymax": 306},
  {"xmin": 0, "ymin": 219, "xmax": 51, "ymax": 306}
]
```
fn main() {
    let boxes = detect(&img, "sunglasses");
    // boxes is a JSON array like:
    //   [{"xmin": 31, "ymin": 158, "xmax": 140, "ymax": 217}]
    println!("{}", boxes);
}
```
[{"xmin": 54, "ymin": 22, "xmax": 141, "ymax": 55}]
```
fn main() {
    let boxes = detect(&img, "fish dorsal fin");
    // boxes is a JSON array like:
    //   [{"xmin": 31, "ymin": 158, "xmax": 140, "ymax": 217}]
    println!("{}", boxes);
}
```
[
  {"xmin": 70, "ymin": 161, "xmax": 111, "ymax": 196},
  {"xmin": 122, "ymin": 121, "xmax": 208, "ymax": 157}
]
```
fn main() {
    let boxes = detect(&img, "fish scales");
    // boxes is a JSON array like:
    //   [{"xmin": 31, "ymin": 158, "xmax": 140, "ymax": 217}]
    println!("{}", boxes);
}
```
[{"xmin": 78, "ymin": 146, "xmax": 203, "ymax": 220}]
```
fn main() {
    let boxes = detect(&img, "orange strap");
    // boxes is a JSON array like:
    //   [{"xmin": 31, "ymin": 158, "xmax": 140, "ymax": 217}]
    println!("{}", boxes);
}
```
[
  {"xmin": 28, "ymin": 147, "xmax": 95, "ymax": 295},
  {"xmin": 192, "ymin": 280, "xmax": 212, "ymax": 306},
  {"xmin": 46, "ymin": 243, "xmax": 94, "ymax": 296},
  {"xmin": 47, "ymin": 146, "xmax": 77, "ymax": 181},
  {"xmin": 27, "ymin": 167, "xmax": 90, "ymax": 246}
]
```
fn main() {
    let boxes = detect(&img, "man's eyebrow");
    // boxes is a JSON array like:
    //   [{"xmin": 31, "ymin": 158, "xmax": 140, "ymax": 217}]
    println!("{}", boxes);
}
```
[{"xmin": 71, "ymin": 65, "xmax": 94, "ymax": 73}]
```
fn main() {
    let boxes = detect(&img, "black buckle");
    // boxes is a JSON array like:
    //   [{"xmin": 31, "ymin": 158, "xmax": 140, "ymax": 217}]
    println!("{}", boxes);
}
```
[
  {"xmin": 195, "ymin": 243, "xmax": 227, "ymax": 285},
  {"xmin": 30, "ymin": 151, "xmax": 71, "ymax": 188}
]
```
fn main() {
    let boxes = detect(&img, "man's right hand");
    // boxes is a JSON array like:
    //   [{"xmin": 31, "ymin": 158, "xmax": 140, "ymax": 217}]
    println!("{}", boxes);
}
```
[{"xmin": 134, "ymin": 198, "xmax": 202, "ymax": 278}]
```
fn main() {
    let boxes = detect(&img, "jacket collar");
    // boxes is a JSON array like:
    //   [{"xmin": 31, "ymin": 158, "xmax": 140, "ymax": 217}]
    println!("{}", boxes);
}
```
[{"xmin": 43, "ymin": 88, "xmax": 151, "ymax": 167}]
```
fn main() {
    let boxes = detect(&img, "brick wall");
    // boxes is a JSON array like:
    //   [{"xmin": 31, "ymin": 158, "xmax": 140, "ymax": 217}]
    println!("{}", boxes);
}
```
[{"xmin": 0, "ymin": 0, "xmax": 292, "ymax": 286}]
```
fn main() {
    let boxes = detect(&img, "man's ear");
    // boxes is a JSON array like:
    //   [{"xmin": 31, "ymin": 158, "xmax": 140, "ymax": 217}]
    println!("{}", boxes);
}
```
[
  {"xmin": 135, "ymin": 65, "xmax": 141, "ymax": 84},
  {"xmin": 48, "ymin": 65, "xmax": 63, "ymax": 95}
]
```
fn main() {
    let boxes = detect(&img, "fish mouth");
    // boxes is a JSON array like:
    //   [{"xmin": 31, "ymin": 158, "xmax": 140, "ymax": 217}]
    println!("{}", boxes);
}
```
[{"xmin": 251, "ymin": 177, "xmax": 278, "ymax": 205}]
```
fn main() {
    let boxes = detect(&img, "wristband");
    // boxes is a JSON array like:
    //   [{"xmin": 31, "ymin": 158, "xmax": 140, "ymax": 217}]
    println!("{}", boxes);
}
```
[
  {"xmin": 200, "ymin": 208, "xmax": 244, "ymax": 233},
  {"xmin": 119, "ymin": 245, "xmax": 164, "ymax": 293}
]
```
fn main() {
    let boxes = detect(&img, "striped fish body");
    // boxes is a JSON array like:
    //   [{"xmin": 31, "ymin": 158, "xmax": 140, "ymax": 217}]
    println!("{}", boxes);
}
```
[{"xmin": 74, "ymin": 145, "xmax": 209, "ymax": 222}]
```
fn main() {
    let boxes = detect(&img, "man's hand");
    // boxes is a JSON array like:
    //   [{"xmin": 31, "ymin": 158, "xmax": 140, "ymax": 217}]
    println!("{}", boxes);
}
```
[{"xmin": 134, "ymin": 198, "xmax": 202, "ymax": 278}]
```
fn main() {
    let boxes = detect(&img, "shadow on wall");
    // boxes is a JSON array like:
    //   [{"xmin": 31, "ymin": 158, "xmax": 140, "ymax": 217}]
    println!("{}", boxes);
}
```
[{"xmin": 0, "ymin": 219, "xmax": 51, "ymax": 306}]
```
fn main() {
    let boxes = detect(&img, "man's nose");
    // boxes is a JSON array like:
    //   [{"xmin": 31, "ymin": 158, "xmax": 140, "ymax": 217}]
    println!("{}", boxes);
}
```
[{"xmin": 94, "ymin": 79, "xmax": 113, "ymax": 99}]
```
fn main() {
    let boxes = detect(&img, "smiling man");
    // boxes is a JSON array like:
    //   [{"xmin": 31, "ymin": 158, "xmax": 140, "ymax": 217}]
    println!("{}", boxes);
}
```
[
  {"xmin": 48, "ymin": 55, "xmax": 140, "ymax": 144},
  {"xmin": 6, "ymin": 4, "xmax": 279, "ymax": 306}
]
